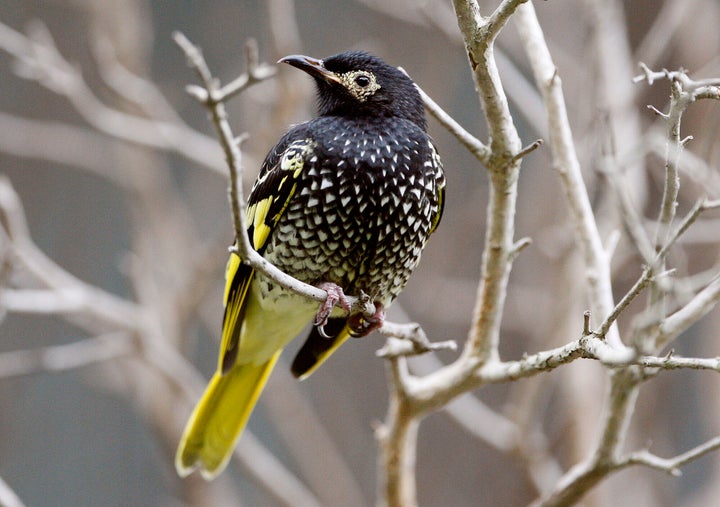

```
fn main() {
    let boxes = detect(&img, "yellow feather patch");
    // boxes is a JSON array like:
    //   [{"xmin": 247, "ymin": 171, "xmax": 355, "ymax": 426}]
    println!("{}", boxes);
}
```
[
  {"xmin": 252, "ymin": 197, "xmax": 273, "ymax": 249},
  {"xmin": 223, "ymin": 254, "xmax": 241, "ymax": 306},
  {"xmin": 219, "ymin": 251, "xmax": 253, "ymax": 372},
  {"xmin": 245, "ymin": 204, "xmax": 256, "ymax": 229}
]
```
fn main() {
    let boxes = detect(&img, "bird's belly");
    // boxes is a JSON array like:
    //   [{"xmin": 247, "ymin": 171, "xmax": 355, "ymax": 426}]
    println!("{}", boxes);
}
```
[
  {"xmin": 237, "ymin": 276, "xmax": 317, "ymax": 365},
  {"xmin": 263, "ymin": 201, "xmax": 431, "ymax": 306}
]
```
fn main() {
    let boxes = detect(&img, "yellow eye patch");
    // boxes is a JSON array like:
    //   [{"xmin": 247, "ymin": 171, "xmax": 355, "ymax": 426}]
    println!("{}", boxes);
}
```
[{"xmin": 338, "ymin": 70, "xmax": 381, "ymax": 102}]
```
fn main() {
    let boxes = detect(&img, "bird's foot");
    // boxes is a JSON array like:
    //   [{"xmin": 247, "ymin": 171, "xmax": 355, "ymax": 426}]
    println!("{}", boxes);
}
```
[
  {"xmin": 348, "ymin": 302, "xmax": 385, "ymax": 337},
  {"xmin": 314, "ymin": 282, "xmax": 351, "ymax": 338}
]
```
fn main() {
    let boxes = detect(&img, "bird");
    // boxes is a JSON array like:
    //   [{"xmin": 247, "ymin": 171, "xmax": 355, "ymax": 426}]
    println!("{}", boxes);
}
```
[{"xmin": 175, "ymin": 50, "xmax": 446, "ymax": 480}]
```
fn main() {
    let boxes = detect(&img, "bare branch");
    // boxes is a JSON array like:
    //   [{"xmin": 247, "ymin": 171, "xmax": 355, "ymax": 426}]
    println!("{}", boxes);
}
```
[
  {"xmin": 411, "ymin": 78, "xmax": 491, "ymax": 164},
  {"xmin": 0, "ymin": 177, "xmax": 140, "ymax": 330},
  {"xmin": 638, "ymin": 351, "xmax": 720, "ymax": 372},
  {"xmin": 235, "ymin": 433, "xmax": 324, "ymax": 507},
  {"xmin": 624, "ymin": 436, "xmax": 720, "ymax": 476},
  {"xmin": 598, "ymin": 141, "xmax": 656, "ymax": 263},
  {"xmin": 376, "ymin": 354, "xmax": 419, "ymax": 507},
  {"xmin": 515, "ymin": 2, "xmax": 623, "ymax": 350},
  {"xmin": 656, "ymin": 276, "xmax": 720, "ymax": 349},
  {"xmin": 376, "ymin": 330, "xmax": 457, "ymax": 358},
  {"xmin": 510, "ymin": 138, "xmax": 543, "ymax": 164},
  {"xmin": 452, "ymin": 0, "xmax": 526, "ymax": 363}
]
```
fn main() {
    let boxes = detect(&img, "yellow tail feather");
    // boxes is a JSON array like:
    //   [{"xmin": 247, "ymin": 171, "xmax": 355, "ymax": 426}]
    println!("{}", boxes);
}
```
[{"xmin": 175, "ymin": 350, "xmax": 282, "ymax": 480}]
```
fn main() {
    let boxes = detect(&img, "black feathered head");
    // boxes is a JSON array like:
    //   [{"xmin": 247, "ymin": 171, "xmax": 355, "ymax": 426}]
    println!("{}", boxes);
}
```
[{"xmin": 279, "ymin": 51, "xmax": 426, "ymax": 130}]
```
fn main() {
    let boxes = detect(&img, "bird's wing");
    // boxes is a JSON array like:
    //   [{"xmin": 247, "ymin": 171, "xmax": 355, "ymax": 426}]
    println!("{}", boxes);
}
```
[{"xmin": 218, "ymin": 132, "xmax": 315, "ymax": 373}]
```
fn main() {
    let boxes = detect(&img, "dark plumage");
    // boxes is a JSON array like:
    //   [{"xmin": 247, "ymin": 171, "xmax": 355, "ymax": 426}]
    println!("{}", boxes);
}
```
[{"xmin": 176, "ymin": 50, "xmax": 445, "ymax": 480}]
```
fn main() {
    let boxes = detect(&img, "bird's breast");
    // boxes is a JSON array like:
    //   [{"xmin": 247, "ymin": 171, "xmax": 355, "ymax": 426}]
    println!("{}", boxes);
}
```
[{"xmin": 262, "ymin": 119, "xmax": 442, "ymax": 305}]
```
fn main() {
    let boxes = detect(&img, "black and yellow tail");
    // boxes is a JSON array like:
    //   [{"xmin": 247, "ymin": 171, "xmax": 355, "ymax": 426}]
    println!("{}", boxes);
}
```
[{"xmin": 175, "ymin": 350, "xmax": 281, "ymax": 480}]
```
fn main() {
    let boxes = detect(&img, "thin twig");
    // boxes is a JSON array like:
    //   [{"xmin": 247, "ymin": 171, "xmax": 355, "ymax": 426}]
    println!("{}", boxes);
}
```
[
  {"xmin": 624, "ymin": 436, "xmax": 720, "ymax": 476},
  {"xmin": 411, "ymin": 79, "xmax": 491, "ymax": 164},
  {"xmin": 656, "ymin": 276, "xmax": 720, "ymax": 349},
  {"xmin": 638, "ymin": 352, "xmax": 720, "ymax": 371}
]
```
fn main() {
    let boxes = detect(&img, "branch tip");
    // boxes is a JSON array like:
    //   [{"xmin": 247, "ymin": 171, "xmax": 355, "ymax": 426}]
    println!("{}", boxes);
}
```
[
  {"xmin": 511, "ymin": 138, "xmax": 543, "ymax": 164},
  {"xmin": 376, "ymin": 321, "xmax": 456, "ymax": 359},
  {"xmin": 234, "ymin": 132, "xmax": 250, "ymax": 147},
  {"xmin": 184, "ymin": 84, "xmax": 208, "ymax": 102},
  {"xmin": 647, "ymin": 104, "xmax": 668, "ymax": 118},
  {"xmin": 244, "ymin": 38, "xmax": 260, "ymax": 71},
  {"xmin": 583, "ymin": 310, "xmax": 592, "ymax": 336},
  {"xmin": 510, "ymin": 237, "xmax": 532, "ymax": 259},
  {"xmin": 702, "ymin": 198, "xmax": 720, "ymax": 210}
]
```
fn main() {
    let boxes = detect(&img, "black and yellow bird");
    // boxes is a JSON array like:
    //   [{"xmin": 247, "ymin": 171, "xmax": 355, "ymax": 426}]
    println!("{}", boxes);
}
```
[{"xmin": 176, "ymin": 51, "xmax": 446, "ymax": 479}]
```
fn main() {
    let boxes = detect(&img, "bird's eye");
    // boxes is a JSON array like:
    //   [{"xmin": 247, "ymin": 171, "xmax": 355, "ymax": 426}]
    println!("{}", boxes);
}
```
[
  {"xmin": 354, "ymin": 74, "xmax": 371, "ymax": 87},
  {"xmin": 341, "ymin": 71, "xmax": 380, "ymax": 101}
]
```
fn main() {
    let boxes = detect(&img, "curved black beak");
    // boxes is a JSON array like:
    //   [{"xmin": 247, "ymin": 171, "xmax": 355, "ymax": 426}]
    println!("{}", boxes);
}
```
[{"xmin": 278, "ymin": 54, "xmax": 342, "ymax": 84}]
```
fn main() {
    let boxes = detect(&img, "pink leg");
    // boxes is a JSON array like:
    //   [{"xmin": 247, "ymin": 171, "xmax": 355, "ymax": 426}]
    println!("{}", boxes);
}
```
[
  {"xmin": 314, "ymin": 282, "xmax": 351, "ymax": 338},
  {"xmin": 348, "ymin": 302, "xmax": 385, "ymax": 337}
]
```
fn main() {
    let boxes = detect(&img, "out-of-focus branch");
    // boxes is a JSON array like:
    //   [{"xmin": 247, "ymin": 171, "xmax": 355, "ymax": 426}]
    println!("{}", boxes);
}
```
[
  {"xmin": 0, "ymin": 20, "xmax": 225, "ymax": 173},
  {"xmin": 235, "ymin": 434, "xmax": 323, "ymax": 507},
  {"xmin": 515, "ymin": 1, "xmax": 623, "ymax": 349},
  {"xmin": 0, "ymin": 177, "xmax": 141, "ymax": 331},
  {"xmin": 634, "ymin": 0, "xmax": 698, "ymax": 69},
  {"xmin": 624, "ymin": 436, "xmax": 720, "ymax": 475},
  {"xmin": 0, "ymin": 332, "xmax": 136, "ymax": 379},
  {"xmin": 0, "ymin": 475, "xmax": 25, "ymax": 507},
  {"xmin": 0, "ymin": 112, "xmax": 137, "ymax": 187},
  {"xmin": 533, "ymin": 433, "xmax": 720, "ymax": 507},
  {"xmin": 655, "ymin": 275, "xmax": 720, "ymax": 349},
  {"xmin": 635, "ymin": 64, "xmax": 720, "ymax": 250}
]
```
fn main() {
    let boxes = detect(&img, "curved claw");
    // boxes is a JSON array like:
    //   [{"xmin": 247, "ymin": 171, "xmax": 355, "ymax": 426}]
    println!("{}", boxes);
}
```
[
  {"xmin": 314, "ymin": 282, "xmax": 351, "ymax": 338},
  {"xmin": 316, "ymin": 323, "xmax": 332, "ymax": 339}
]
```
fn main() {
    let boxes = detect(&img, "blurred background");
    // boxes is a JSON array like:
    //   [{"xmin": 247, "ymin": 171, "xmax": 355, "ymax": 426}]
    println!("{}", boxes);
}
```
[{"xmin": 1, "ymin": 0, "xmax": 719, "ymax": 505}]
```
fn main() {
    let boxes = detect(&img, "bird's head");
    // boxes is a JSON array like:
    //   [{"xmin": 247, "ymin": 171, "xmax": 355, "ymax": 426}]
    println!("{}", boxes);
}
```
[{"xmin": 279, "ymin": 51, "xmax": 426, "ymax": 130}]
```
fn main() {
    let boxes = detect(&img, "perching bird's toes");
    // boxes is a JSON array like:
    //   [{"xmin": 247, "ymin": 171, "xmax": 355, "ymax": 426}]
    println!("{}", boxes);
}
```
[
  {"xmin": 348, "ymin": 301, "xmax": 385, "ymax": 337},
  {"xmin": 314, "ymin": 282, "xmax": 352, "ymax": 337}
]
